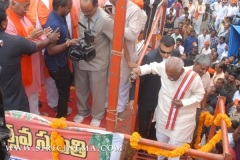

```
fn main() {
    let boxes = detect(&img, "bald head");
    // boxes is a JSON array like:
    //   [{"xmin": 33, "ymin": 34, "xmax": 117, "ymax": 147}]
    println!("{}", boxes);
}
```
[
  {"xmin": 10, "ymin": 0, "xmax": 30, "ymax": 17},
  {"xmin": 166, "ymin": 57, "xmax": 184, "ymax": 72},
  {"xmin": 165, "ymin": 57, "xmax": 184, "ymax": 81},
  {"xmin": 80, "ymin": 0, "xmax": 98, "ymax": 17}
]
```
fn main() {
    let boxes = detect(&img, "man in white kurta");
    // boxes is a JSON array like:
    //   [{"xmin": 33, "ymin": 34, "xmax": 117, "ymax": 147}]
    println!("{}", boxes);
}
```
[
  {"xmin": 109, "ymin": 0, "xmax": 142, "ymax": 117},
  {"xmin": 214, "ymin": 1, "xmax": 228, "ymax": 31},
  {"xmin": 192, "ymin": 0, "xmax": 205, "ymax": 34},
  {"xmin": 134, "ymin": 57, "xmax": 205, "ymax": 160}
]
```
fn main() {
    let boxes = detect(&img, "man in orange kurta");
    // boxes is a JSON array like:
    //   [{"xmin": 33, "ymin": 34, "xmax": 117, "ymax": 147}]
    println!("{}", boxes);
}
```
[
  {"xmin": 26, "ymin": 0, "xmax": 80, "ymax": 111},
  {"xmin": 6, "ymin": 0, "xmax": 47, "ymax": 115}
]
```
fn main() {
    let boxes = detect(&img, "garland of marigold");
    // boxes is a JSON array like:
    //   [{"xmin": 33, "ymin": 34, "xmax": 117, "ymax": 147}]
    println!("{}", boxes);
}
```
[
  {"xmin": 194, "ymin": 112, "xmax": 232, "ymax": 152},
  {"xmin": 130, "ymin": 132, "xmax": 190, "ymax": 157},
  {"xmin": 50, "ymin": 118, "xmax": 67, "ymax": 160}
]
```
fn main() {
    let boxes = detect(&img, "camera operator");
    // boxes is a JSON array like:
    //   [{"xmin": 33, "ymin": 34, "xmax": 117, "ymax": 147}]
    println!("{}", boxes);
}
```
[
  {"xmin": 0, "ymin": 2, "xmax": 59, "ymax": 112},
  {"xmin": 44, "ymin": 0, "xmax": 79, "ymax": 118},
  {"xmin": 73, "ymin": 0, "xmax": 113, "ymax": 127}
]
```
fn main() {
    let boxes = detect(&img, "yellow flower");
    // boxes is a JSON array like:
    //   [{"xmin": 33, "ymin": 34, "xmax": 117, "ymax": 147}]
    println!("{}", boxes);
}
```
[
  {"xmin": 50, "ymin": 118, "xmax": 67, "ymax": 160},
  {"xmin": 52, "ymin": 151, "xmax": 59, "ymax": 160},
  {"xmin": 50, "ymin": 118, "xmax": 67, "ymax": 129},
  {"xmin": 194, "ymin": 112, "xmax": 231, "ymax": 152},
  {"xmin": 130, "ymin": 132, "xmax": 190, "ymax": 157},
  {"xmin": 199, "ymin": 131, "xmax": 222, "ymax": 152}
]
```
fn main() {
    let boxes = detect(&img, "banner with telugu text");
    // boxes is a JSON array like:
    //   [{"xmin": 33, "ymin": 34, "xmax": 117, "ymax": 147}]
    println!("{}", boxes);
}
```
[{"xmin": 5, "ymin": 111, "xmax": 124, "ymax": 160}]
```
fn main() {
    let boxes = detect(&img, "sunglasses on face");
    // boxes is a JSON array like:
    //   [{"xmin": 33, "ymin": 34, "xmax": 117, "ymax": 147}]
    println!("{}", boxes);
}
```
[{"xmin": 159, "ymin": 48, "xmax": 172, "ymax": 55}]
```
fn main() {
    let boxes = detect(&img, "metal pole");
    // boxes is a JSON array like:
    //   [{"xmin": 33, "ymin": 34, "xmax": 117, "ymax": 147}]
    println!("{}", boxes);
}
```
[
  {"xmin": 123, "ymin": 134, "xmax": 224, "ymax": 160},
  {"xmin": 131, "ymin": 1, "xmax": 167, "ymax": 132}
]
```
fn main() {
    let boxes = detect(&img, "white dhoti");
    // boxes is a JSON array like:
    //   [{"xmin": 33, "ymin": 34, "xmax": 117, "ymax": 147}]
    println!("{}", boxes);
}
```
[
  {"xmin": 156, "ymin": 131, "xmax": 185, "ymax": 160},
  {"xmin": 44, "ymin": 77, "xmax": 59, "ymax": 108},
  {"xmin": 214, "ymin": 17, "xmax": 223, "ymax": 31},
  {"xmin": 28, "ymin": 92, "xmax": 39, "ymax": 115},
  {"xmin": 116, "ymin": 59, "xmax": 131, "ymax": 112}
]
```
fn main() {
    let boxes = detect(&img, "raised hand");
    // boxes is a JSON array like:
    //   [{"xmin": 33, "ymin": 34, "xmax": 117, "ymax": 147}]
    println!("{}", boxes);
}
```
[
  {"xmin": 43, "ymin": 27, "xmax": 53, "ymax": 37},
  {"xmin": 47, "ymin": 28, "xmax": 60, "ymax": 43},
  {"xmin": 128, "ymin": 61, "xmax": 139, "ymax": 70},
  {"xmin": 29, "ymin": 28, "xmax": 43, "ymax": 40}
]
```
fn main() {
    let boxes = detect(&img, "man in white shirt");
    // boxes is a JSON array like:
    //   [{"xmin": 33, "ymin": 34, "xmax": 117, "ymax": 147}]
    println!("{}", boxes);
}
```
[
  {"xmin": 226, "ymin": 1, "xmax": 238, "ymax": 19},
  {"xmin": 214, "ymin": 0, "xmax": 228, "ymax": 31},
  {"xmin": 166, "ymin": 6, "xmax": 176, "ymax": 16},
  {"xmin": 187, "ymin": 0, "xmax": 195, "ymax": 17},
  {"xmin": 200, "ymin": 40, "xmax": 211, "ymax": 55},
  {"xmin": 131, "ymin": 0, "xmax": 147, "ymax": 32},
  {"xmin": 217, "ymin": 36, "xmax": 227, "ymax": 61},
  {"xmin": 220, "ymin": 45, "xmax": 228, "ymax": 60},
  {"xmin": 210, "ymin": 0, "xmax": 221, "ymax": 20},
  {"xmin": 109, "ymin": 0, "xmax": 142, "ymax": 120},
  {"xmin": 177, "ymin": 7, "xmax": 191, "ymax": 22},
  {"xmin": 175, "ymin": 38, "xmax": 184, "ymax": 54},
  {"xmin": 198, "ymin": 28, "xmax": 210, "ymax": 51},
  {"xmin": 192, "ymin": 0, "xmax": 206, "ymax": 34}
]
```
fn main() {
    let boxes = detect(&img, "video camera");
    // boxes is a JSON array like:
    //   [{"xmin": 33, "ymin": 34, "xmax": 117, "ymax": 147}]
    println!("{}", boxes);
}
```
[
  {"xmin": 0, "ymin": 67, "xmax": 11, "ymax": 160},
  {"xmin": 68, "ymin": 22, "xmax": 96, "ymax": 62}
]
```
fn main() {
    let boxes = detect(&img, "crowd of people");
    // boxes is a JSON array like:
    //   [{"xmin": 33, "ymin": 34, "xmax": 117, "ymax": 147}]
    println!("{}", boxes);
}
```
[
  {"xmin": 0, "ymin": 0, "xmax": 240, "ymax": 159},
  {"xmin": 136, "ymin": 0, "xmax": 240, "ymax": 159}
]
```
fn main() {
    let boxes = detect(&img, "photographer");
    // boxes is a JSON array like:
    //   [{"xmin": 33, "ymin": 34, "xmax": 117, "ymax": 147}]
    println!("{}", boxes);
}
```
[
  {"xmin": 44, "ymin": 0, "xmax": 79, "ymax": 118},
  {"xmin": 73, "ymin": 0, "xmax": 113, "ymax": 127},
  {"xmin": 0, "ymin": 2, "xmax": 59, "ymax": 112}
]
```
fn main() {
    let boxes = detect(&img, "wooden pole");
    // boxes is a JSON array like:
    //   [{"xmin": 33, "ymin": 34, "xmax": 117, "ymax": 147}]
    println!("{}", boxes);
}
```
[{"xmin": 105, "ymin": 0, "xmax": 127, "ymax": 132}]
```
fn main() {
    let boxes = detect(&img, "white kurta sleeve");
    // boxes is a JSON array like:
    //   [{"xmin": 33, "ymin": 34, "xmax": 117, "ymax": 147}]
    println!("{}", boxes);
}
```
[
  {"xmin": 124, "ymin": 10, "xmax": 142, "ymax": 42},
  {"xmin": 140, "ymin": 62, "xmax": 163, "ymax": 76},
  {"xmin": 181, "ymin": 75, "xmax": 205, "ymax": 107}
]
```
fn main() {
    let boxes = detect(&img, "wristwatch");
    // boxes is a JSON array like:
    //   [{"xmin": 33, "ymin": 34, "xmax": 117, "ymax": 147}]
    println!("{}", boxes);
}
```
[{"xmin": 65, "ymin": 40, "xmax": 71, "ymax": 47}]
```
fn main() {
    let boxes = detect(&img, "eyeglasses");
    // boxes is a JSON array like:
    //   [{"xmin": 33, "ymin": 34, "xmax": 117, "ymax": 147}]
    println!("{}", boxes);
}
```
[{"xmin": 159, "ymin": 48, "xmax": 172, "ymax": 55}]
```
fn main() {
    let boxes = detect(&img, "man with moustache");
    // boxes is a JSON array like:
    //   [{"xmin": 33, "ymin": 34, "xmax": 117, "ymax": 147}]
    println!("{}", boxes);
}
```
[{"xmin": 73, "ymin": 0, "xmax": 114, "ymax": 126}]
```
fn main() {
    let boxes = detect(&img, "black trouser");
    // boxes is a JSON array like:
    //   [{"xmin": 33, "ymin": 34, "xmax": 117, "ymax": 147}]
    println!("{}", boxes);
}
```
[
  {"xmin": 138, "ymin": 105, "xmax": 156, "ymax": 140},
  {"xmin": 49, "ymin": 65, "xmax": 71, "ymax": 118}
]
